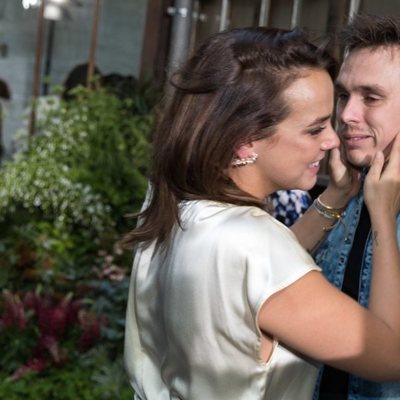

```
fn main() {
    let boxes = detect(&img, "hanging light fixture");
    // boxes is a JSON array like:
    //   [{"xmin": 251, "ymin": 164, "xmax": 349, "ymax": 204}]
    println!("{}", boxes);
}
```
[
  {"xmin": 22, "ymin": 0, "xmax": 41, "ymax": 9},
  {"xmin": 22, "ymin": 0, "xmax": 70, "ymax": 20},
  {"xmin": 44, "ymin": 3, "xmax": 62, "ymax": 20}
]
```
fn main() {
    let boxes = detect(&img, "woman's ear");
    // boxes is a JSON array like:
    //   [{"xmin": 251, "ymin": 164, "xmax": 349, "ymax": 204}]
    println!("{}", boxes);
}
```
[
  {"xmin": 234, "ymin": 143, "xmax": 256, "ymax": 159},
  {"xmin": 232, "ymin": 143, "xmax": 258, "ymax": 167}
]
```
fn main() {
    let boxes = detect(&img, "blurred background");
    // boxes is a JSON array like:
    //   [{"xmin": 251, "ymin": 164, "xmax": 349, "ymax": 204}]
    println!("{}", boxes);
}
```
[
  {"xmin": 0, "ymin": 1, "xmax": 399, "ymax": 399},
  {"xmin": 0, "ymin": 0, "xmax": 399, "ymax": 159}
]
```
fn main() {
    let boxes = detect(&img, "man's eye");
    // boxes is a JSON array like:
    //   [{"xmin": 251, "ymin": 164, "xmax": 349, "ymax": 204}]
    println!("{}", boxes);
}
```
[
  {"xmin": 364, "ymin": 95, "xmax": 380, "ymax": 104},
  {"xmin": 336, "ymin": 92, "xmax": 348, "ymax": 102}
]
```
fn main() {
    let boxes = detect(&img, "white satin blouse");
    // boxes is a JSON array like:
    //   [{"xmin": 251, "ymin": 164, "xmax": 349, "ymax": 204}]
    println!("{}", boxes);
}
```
[{"xmin": 124, "ymin": 200, "xmax": 321, "ymax": 399}]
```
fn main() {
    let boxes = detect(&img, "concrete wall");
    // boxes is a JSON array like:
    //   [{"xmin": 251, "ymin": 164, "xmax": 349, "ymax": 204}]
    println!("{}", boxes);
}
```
[{"xmin": 0, "ymin": 0, "xmax": 148, "ymax": 157}]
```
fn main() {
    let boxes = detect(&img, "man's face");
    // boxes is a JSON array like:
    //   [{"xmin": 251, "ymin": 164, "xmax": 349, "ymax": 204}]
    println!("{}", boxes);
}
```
[{"xmin": 336, "ymin": 46, "xmax": 400, "ymax": 167}]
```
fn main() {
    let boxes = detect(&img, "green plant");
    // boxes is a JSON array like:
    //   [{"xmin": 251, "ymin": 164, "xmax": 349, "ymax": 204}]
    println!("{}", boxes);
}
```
[
  {"xmin": 0, "ymin": 221, "xmax": 106, "ymax": 295},
  {"xmin": 0, "ymin": 361, "xmax": 133, "ymax": 400},
  {"xmin": 0, "ymin": 85, "xmax": 153, "ymax": 279},
  {"xmin": 0, "ymin": 86, "xmax": 152, "ymax": 233},
  {"xmin": 80, "ymin": 347, "xmax": 134, "ymax": 399},
  {"xmin": 0, "ymin": 83, "xmax": 154, "ymax": 396}
]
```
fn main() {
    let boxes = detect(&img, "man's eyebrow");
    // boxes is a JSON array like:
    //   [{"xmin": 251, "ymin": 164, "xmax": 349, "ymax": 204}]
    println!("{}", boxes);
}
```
[
  {"xmin": 334, "ymin": 81, "xmax": 346, "ymax": 91},
  {"xmin": 306, "ymin": 115, "xmax": 331, "ymax": 127},
  {"xmin": 334, "ymin": 81, "xmax": 385, "ymax": 94}
]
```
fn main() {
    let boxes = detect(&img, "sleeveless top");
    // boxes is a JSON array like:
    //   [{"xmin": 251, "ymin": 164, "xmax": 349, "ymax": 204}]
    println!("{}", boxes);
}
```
[{"xmin": 125, "ymin": 200, "xmax": 321, "ymax": 399}]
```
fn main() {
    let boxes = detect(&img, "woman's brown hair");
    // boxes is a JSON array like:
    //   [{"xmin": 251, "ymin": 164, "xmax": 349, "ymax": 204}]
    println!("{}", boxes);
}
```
[{"xmin": 125, "ymin": 27, "xmax": 336, "ymax": 249}]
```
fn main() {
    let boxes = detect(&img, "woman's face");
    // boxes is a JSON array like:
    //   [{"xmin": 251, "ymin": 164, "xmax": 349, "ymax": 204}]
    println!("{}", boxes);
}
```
[{"xmin": 232, "ymin": 69, "xmax": 338, "ymax": 199}]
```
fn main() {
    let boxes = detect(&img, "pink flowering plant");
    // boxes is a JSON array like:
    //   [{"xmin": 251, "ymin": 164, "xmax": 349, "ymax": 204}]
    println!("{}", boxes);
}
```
[{"xmin": 0, "ymin": 289, "xmax": 103, "ymax": 380}]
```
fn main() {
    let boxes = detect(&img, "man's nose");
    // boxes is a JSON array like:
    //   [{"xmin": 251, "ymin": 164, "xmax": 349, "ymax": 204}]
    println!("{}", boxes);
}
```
[{"xmin": 339, "ymin": 96, "xmax": 361, "ymax": 125}]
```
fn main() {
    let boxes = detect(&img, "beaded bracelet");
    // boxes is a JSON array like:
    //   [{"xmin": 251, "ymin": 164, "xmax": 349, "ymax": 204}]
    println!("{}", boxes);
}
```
[{"xmin": 312, "ymin": 195, "xmax": 346, "ymax": 231}]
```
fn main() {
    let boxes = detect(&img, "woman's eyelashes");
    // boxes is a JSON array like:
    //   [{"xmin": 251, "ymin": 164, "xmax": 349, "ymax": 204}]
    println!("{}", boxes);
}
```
[{"xmin": 308, "ymin": 125, "xmax": 326, "ymax": 136}]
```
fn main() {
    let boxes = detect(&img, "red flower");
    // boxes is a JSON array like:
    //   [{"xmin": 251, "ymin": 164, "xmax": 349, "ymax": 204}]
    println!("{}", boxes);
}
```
[
  {"xmin": 1, "ymin": 290, "xmax": 104, "ymax": 380},
  {"xmin": 1, "ymin": 291, "xmax": 26, "ymax": 330},
  {"xmin": 36, "ymin": 293, "xmax": 74, "ymax": 338},
  {"xmin": 22, "ymin": 291, "xmax": 39, "ymax": 310}
]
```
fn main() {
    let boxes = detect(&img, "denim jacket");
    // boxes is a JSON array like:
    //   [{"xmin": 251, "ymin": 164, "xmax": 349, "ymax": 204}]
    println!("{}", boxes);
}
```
[{"xmin": 312, "ymin": 188, "xmax": 400, "ymax": 400}]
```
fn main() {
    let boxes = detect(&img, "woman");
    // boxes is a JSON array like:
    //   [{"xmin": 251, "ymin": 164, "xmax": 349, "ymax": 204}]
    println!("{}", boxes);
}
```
[{"xmin": 124, "ymin": 27, "xmax": 400, "ymax": 399}]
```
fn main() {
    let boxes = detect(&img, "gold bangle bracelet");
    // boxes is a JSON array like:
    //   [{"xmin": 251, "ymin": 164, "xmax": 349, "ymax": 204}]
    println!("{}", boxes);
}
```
[
  {"xmin": 316, "ymin": 195, "xmax": 345, "ymax": 213},
  {"xmin": 312, "ymin": 196, "xmax": 347, "ymax": 235},
  {"xmin": 313, "ymin": 197, "xmax": 344, "ymax": 220}
]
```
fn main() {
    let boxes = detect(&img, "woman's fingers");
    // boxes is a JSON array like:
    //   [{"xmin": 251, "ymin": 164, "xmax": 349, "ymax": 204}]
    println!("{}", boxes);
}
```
[
  {"xmin": 384, "ymin": 132, "xmax": 400, "ymax": 174},
  {"xmin": 328, "ymin": 146, "xmax": 361, "ymax": 199},
  {"xmin": 366, "ymin": 151, "xmax": 385, "ymax": 182},
  {"xmin": 365, "ymin": 133, "xmax": 400, "ymax": 217}
]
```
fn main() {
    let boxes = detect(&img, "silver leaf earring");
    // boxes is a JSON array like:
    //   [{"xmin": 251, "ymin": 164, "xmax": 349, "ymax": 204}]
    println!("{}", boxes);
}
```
[{"xmin": 231, "ymin": 152, "xmax": 258, "ymax": 167}]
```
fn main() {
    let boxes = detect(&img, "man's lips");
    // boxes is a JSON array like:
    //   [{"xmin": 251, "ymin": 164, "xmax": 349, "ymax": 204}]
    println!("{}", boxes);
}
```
[
  {"xmin": 339, "ymin": 125, "xmax": 372, "ymax": 142},
  {"xmin": 342, "ymin": 134, "xmax": 372, "ymax": 145}
]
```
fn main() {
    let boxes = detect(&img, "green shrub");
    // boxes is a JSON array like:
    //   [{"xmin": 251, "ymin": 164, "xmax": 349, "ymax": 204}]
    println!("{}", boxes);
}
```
[
  {"xmin": 0, "ymin": 85, "xmax": 153, "ymax": 277},
  {"xmin": 0, "ymin": 85, "xmax": 152, "ymax": 234},
  {"xmin": 0, "ymin": 355, "xmax": 133, "ymax": 400},
  {"xmin": 0, "ymin": 83, "xmax": 155, "ymax": 392}
]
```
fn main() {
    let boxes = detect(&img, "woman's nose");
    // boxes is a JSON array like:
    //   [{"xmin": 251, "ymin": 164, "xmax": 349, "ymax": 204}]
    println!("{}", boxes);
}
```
[{"xmin": 321, "ymin": 125, "xmax": 340, "ymax": 151}]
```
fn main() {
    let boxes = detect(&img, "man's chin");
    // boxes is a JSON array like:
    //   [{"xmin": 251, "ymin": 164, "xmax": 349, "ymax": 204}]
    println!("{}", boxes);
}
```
[{"xmin": 346, "ymin": 151, "xmax": 373, "ymax": 169}]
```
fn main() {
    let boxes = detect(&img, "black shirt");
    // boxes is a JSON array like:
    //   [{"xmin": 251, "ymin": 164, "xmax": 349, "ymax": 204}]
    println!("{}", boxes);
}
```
[{"xmin": 318, "ymin": 202, "xmax": 371, "ymax": 399}]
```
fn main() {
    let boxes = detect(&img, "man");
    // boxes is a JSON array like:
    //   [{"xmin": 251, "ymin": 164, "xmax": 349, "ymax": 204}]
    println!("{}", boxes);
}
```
[{"xmin": 313, "ymin": 13, "xmax": 400, "ymax": 400}]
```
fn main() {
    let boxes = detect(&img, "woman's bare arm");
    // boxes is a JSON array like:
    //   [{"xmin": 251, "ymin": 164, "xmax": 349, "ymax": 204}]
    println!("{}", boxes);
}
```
[
  {"xmin": 260, "ymin": 136, "xmax": 400, "ymax": 381},
  {"xmin": 259, "ymin": 271, "xmax": 400, "ymax": 381}
]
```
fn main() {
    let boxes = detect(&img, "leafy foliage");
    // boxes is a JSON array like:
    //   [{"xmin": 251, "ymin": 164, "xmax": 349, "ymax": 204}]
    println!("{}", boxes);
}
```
[
  {"xmin": 0, "ymin": 83, "xmax": 156, "ymax": 397},
  {"xmin": 0, "ymin": 85, "xmax": 152, "ymax": 234},
  {"xmin": 0, "ymin": 355, "xmax": 133, "ymax": 400}
]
